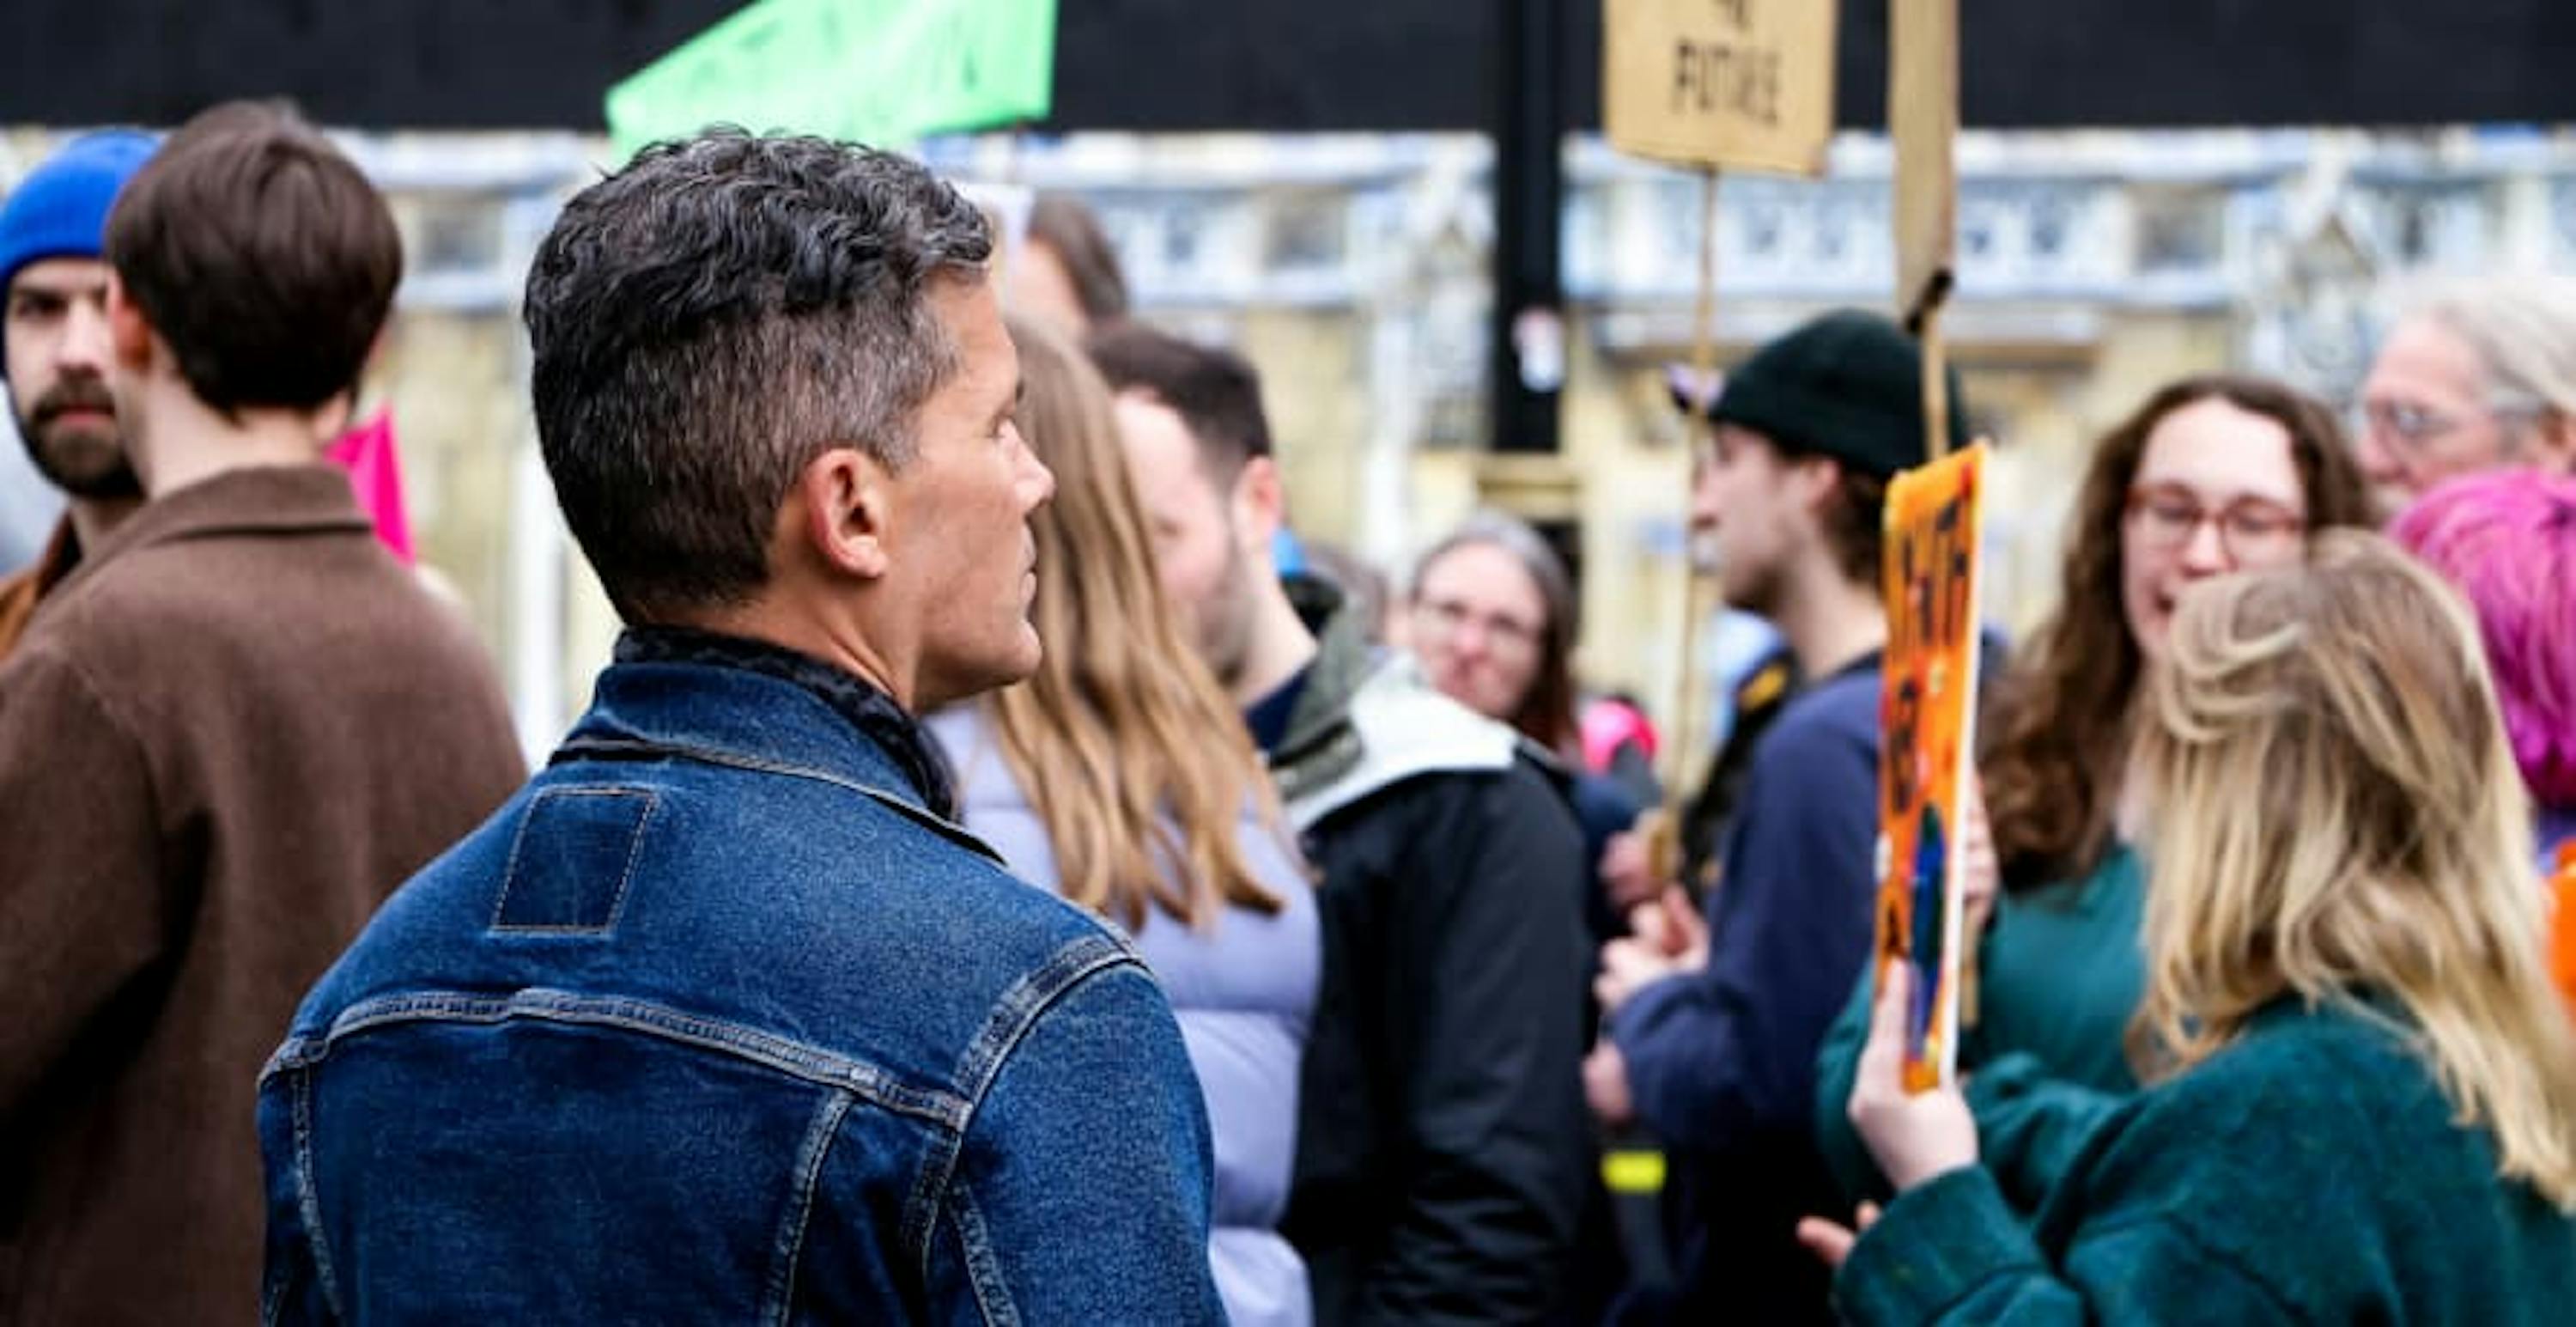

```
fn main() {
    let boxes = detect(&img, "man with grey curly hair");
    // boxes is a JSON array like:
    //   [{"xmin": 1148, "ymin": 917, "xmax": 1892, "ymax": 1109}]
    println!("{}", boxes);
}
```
[
  {"xmin": 258, "ymin": 131, "xmax": 1224, "ymax": 1322},
  {"xmin": 2358, "ymin": 274, "xmax": 2576, "ymax": 516}
]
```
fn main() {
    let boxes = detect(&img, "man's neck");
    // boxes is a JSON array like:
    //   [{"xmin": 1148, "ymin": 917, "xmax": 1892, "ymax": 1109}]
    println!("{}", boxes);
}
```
[
  {"xmin": 1228, "ymin": 578, "xmax": 1321, "ymax": 709},
  {"xmin": 65, "ymin": 495, "xmax": 139, "ymax": 552},
  {"xmin": 135, "ymin": 389, "xmax": 334, "ymax": 499},
  {"xmin": 677, "ymin": 599, "xmax": 911, "ymax": 712},
  {"xmin": 1768, "ymin": 555, "xmax": 1887, "ymax": 683}
]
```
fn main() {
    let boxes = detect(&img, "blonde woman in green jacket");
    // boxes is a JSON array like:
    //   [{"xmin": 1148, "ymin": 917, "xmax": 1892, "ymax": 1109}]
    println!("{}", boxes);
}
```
[
  {"xmin": 1815, "ymin": 374, "xmax": 2376, "ymax": 1204},
  {"xmin": 1802, "ymin": 533, "xmax": 2576, "ymax": 1324}
]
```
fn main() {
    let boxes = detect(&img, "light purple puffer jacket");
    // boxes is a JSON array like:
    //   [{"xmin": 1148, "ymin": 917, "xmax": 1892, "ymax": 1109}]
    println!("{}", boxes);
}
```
[{"xmin": 929, "ymin": 707, "xmax": 1321, "ymax": 1327}]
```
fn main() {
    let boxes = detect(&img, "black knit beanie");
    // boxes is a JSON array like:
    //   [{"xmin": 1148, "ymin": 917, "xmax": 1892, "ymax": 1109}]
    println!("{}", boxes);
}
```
[{"xmin": 1706, "ymin": 309, "xmax": 1970, "ymax": 479}]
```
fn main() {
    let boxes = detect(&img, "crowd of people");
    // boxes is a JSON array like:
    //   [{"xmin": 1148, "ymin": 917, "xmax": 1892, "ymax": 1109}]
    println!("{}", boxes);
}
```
[{"xmin": 1, "ymin": 106, "xmax": 2573, "ymax": 1324}]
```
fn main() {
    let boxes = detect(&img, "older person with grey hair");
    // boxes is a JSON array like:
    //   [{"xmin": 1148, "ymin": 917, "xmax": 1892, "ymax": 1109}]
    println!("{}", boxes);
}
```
[
  {"xmin": 1402, "ymin": 508, "xmax": 1643, "ymax": 1321},
  {"xmin": 1406, "ymin": 510, "xmax": 1583, "ymax": 755},
  {"xmin": 2357, "ymin": 274, "xmax": 2576, "ymax": 516},
  {"xmin": 1406, "ymin": 512, "xmax": 1659, "ymax": 801}
]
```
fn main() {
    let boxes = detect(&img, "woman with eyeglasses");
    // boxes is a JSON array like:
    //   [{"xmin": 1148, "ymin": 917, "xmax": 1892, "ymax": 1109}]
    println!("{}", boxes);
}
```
[
  {"xmin": 1403, "ymin": 511, "xmax": 1642, "ymax": 1322},
  {"xmin": 1807, "ymin": 533, "xmax": 2576, "ymax": 1323},
  {"xmin": 1406, "ymin": 513, "xmax": 1582, "ymax": 754},
  {"xmin": 1405, "ymin": 512, "xmax": 1650, "ymax": 922},
  {"xmin": 1814, "ymin": 374, "xmax": 2375, "ymax": 1206}
]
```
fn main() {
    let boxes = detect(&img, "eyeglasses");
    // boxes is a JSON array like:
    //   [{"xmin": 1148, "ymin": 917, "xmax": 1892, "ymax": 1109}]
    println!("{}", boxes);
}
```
[
  {"xmin": 2354, "ymin": 400, "xmax": 2471, "ymax": 449},
  {"xmin": 2354, "ymin": 396, "xmax": 2547, "ymax": 452},
  {"xmin": 2124, "ymin": 484, "xmax": 2306, "ymax": 562},
  {"xmin": 1411, "ymin": 596, "xmax": 1544, "ymax": 658}
]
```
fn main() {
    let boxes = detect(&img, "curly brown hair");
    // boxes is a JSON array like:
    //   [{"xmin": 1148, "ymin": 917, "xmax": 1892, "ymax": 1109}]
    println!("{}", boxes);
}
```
[{"xmin": 1981, "ymin": 374, "xmax": 2376, "ymax": 891}]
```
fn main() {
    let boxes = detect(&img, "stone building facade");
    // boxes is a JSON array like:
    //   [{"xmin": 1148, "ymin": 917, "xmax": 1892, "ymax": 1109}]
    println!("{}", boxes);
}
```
[{"xmin": 6, "ymin": 125, "xmax": 2571, "ymax": 747}]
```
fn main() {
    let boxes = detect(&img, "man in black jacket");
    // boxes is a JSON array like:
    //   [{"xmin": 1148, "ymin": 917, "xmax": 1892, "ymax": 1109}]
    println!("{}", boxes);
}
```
[{"xmin": 1091, "ymin": 322, "xmax": 1592, "ymax": 1324}]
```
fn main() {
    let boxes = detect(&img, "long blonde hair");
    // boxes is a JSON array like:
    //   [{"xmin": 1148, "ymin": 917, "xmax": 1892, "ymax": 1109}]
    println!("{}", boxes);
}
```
[
  {"xmin": 2134, "ymin": 530, "xmax": 2576, "ymax": 1208},
  {"xmin": 985, "ymin": 314, "xmax": 1291, "ymax": 932}
]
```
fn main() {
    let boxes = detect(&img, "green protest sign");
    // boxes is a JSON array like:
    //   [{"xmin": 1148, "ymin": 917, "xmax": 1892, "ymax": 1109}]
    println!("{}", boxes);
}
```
[{"xmin": 606, "ymin": 0, "xmax": 1058, "ymax": 158}]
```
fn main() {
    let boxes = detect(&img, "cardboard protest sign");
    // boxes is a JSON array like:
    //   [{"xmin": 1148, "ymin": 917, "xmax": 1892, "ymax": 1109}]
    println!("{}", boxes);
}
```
[
  {"xmin": 1601, "ymin": 0, "xmax": 1837, "ymax": 174},
  {"xmin": 1889, "ymin": 0, "xmax": 1958, "ymax": 319},
  {"xmin": 1873, "ymin": 441, "xmax": 1986, "ymax": 1092},
  {"xmin": 606, "ymin": 0, "xmax": 1058, "ymax": 159}
]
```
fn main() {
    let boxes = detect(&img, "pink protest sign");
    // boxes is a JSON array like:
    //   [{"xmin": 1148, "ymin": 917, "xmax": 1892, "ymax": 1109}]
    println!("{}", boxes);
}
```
[{"xmin": 325, "ymin": 408, "xmax": 416, "ymax": 566}]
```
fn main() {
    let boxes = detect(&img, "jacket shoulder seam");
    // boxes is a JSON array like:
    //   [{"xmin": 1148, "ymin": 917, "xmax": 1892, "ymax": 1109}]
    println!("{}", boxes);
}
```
[{"xmin": 271, "ymin": 989, "xmax": 970, "ymax": 1128}]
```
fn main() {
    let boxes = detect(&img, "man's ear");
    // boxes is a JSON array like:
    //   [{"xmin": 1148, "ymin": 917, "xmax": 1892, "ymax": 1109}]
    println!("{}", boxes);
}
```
[
  {"xmin": 1789, "ymin": 452, "xmax": 1846, "ymax": 518},
  {"xmin": 1230, "ymin": 454, "xmax": 1287, "ymax": 550},
  {"xmin": 799, "ymin": 446, "xmax": 898, "ymax": 581},
  {"xmin": 105, "ymin": 273, "xmax": 155, "ymax": 374}
]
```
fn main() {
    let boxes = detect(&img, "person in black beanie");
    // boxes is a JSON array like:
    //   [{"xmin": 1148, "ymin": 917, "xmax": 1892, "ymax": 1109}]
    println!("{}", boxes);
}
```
[{"xmin": 1583, "ymin": 309, "xmax": 1966, "ymax": 1324}]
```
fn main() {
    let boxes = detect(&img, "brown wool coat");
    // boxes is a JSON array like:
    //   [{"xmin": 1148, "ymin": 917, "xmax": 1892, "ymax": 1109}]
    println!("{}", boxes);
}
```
[{"xmin": 0, "ymin": 466, "xmax": 526, "ymax": 1324}]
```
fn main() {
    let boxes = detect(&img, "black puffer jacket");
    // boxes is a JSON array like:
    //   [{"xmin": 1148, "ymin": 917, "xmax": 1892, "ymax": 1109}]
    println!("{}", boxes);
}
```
[{"xmin": 1273, "ymin": 579, "xmax": 1594, "ymax": 1324}]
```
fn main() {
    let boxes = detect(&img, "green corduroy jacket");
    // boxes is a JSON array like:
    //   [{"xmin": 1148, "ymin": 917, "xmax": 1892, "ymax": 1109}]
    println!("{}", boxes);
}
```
[{"xmin": 1837, "ymin": 997, "xmax": 2576, "ymax": 1325}]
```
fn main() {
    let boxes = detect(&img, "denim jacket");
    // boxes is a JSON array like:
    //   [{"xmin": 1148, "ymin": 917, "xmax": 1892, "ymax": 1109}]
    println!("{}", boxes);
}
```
[{"xmin": 258, "ymin": 629, "xmax": 1224, "ymax": 1324}]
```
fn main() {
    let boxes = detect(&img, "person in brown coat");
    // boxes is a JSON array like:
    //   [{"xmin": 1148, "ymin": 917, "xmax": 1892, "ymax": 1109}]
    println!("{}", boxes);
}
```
[{"xmin": 0, "ymin": 102, "xmax": 524, "ymax": 1322}]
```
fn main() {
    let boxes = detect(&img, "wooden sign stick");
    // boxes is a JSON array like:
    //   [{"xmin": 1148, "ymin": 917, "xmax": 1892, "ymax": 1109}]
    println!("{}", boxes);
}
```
[
  {"xmin": 1913, "ymin": 274, "xmax": 1954, "ymax": 463},
  {"xmin": 1892, "ymin": 0, "xmax": 1959, "ymax": 465},
  {"xmin": 1650, "ymin": 167, "xmax": 1724, "ymax": 883},
  {"xmin": 1665, "ymin": 167, "xmax": 1722, "ymax": 793}
]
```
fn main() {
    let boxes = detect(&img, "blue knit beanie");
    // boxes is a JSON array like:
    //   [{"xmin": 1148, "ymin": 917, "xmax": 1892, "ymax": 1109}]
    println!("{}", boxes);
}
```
[{"xmin": 0, "ymin": 130, "xmax": 159, "ymax": 304}]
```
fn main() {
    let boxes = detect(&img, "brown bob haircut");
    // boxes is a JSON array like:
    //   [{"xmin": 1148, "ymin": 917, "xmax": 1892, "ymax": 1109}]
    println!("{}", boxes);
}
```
[{"xmin": 106, "ymin": 100, "xmax": 401, "ymax": 415}]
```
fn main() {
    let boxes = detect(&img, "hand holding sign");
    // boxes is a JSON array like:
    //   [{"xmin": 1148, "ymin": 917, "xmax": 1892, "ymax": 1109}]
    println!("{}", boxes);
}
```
[{"xmin": 1849, "ymin": 964, "xmax": 1978, "ymax": 1190}]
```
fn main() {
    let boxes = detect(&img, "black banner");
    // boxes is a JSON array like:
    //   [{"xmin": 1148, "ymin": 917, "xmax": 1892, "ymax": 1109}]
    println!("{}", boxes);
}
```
[{"xmin": 3, "ymin": 0, "xmax": 2570, "ymax": 131}]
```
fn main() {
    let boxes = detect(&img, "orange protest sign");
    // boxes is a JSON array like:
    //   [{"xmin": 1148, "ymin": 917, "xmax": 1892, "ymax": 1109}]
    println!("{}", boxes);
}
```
[
  {"xmin": 2549, "ymin": 841, "xmax": 2576, "ymax": 1020},
  {"xmin": 1872, "ymin": 442, "xmax": 1986, "ymax": 1092}
]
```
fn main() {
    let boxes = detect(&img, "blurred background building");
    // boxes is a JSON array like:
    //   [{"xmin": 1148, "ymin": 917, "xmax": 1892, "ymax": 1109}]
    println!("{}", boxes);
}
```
[{"xmin": 5, "ymin": 0, "xmax": 2572, "ymax": 754}]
